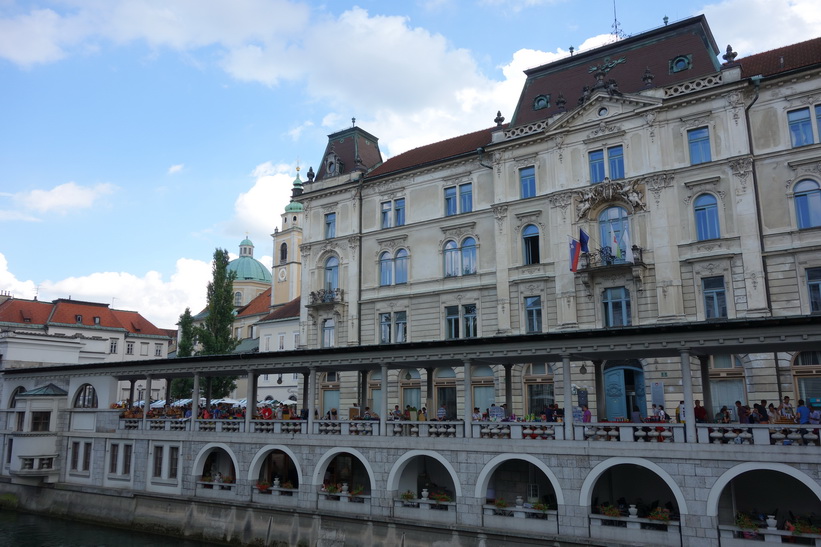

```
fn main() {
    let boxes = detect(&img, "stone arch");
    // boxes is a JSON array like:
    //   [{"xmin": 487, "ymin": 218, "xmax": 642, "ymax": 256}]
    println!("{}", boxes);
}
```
[
  {"xmin": 311, "ymin": 446, "xmax": 376, "ymax": 489},
  {"xmin": 191, "ymin": 443, "xmax": 241, "ymax": 478},
  {"xmin": 247, "ymin": 445, "xmax": 304, "ymax": 486},
  {"xmin": 8, "ymin": 385, "xmax": 26, "ymax": 408},
  {"xmin": 705, "ymin": 462, "xmax": 821, "ymax": 517},
  {"xmin": 578, "ymin": 457, "xmax": 688, "ymax": 515},
  {"xmin": 474, "ymin": 453, "xmax": 565, "ymax": 505},
  {"xmin": 386, "ymin": 450, "xmax": 462, "ymax": 497}
]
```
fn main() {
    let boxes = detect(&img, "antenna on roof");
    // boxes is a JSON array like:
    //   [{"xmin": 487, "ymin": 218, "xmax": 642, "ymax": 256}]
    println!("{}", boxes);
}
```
[{"xmin": 611, "ymin": 0, "xmax": 625, "ymax": 39}]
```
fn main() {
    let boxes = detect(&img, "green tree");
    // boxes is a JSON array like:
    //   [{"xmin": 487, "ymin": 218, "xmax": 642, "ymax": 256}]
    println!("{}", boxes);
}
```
[
  {"xmin": 177, "ymin": 307, "xmax": 195, "ymax": 358},
  {"xmin": 194, "ymin": 248, "xmax": 240, "ymax": 400}
]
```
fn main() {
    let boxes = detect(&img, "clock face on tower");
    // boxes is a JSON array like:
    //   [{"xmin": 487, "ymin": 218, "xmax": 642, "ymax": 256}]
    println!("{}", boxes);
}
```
[{"xmin": 278, "ymin": 268, "xmax": 287, "ymax": 281}]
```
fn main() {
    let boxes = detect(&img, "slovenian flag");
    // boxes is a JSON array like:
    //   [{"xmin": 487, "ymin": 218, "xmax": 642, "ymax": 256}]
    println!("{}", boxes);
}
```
[
  {"xmin": 569, "ymin": 237, "xmax": 581, "ymax": 272},
  {"xmin": 610, "ymin": 225, "xmax": 622, "ymax": 259}
]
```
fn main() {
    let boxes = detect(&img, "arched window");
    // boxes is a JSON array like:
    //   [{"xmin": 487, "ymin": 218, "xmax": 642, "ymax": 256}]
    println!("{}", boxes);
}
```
[
  {"xmin": 395, "ymin": 249, "xmax": 408, "ymax": 284},
  {"xmin": 74, "ymin": 384, "xmax": 98, "ymax": 408},
  {"xmin": 795, "ymin": 180, "xmax": 821, "ymax": 229},
  {"xmin": 522, "ymin": 224, "xmax": 540, "ymax": 265},
  {"xmin": 324, "ymin": 256, "xmax": 339, "ymax": 290},
  {"xmin": 9, "ymin": 386, "xmax": 25, "ymax": 408},
  {"xmin": 461, "ymin": 237, "xmax": 477, "ymax": 275},
  {"xmin": 280, "ymin": 242, "xmax": 288, "ymax": 264},
  {"xmin": 234, "ymin": 291, "xmax": 242, "ymax": 306},
  {"xmin": 379, "ymin": 251, "xmax": 393, "ymax": 286},
  {"xmin": 694, "ymin": 194, "xmax": 720, "ymax": 240},
  {"xmin": 598, "ymin": 206, "xmax": 629, "ymax": 262},
  {"xmin": 444, "ymin": 240, "xmax": 459, "ymax": 277}
]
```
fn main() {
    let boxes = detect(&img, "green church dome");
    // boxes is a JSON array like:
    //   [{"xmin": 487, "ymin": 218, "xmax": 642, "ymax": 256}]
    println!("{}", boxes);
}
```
[{"xmin": 228, "ymin": 238, "xmax": 272, "ymax": 282}]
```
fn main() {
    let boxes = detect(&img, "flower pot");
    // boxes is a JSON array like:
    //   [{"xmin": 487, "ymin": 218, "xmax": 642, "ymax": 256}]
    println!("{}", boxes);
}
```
[
  {"xmin": 421, "ymin": 489, "xmax": 429, "ymax": 499},
  {"xmin": 766, "ymin": 515, "xmax": 777, "ymax": 529},
  {"xmin": 629, "ymin": 505, "xmax": 638, "ymax": 517}
]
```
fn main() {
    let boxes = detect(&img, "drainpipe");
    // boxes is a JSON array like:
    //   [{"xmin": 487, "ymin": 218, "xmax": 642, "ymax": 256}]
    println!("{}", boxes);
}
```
[{"xmin": 744, "ymin": 75, "xmax": 783, "ymax": 404}]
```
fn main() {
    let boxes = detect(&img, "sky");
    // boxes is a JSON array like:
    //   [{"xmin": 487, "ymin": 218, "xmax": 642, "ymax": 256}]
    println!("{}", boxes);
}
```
[{"xmin": 1, "ymin": 0, "xmax": 819, "ymax": 329}]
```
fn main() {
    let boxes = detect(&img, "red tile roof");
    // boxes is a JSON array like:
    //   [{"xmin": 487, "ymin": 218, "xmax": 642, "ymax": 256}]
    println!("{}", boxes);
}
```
[
  {"xmin": 0, "ymin": 297, "xmax": 168, "ymax": 337},
  {"xmin": 737, "ymin": 36, "xmax": 821, "ymax": 78},
  {"xmin": 237, "ymin": 288, "xmax": 272, "ymax": 318},
  {"xmin": 315, "ymin": 126, "xmax": 384, "ymax": 181},
  {"xmin": 366, "ymin": 126, "xmax": 499, "ymax": 179},
  {"xmin": 259, "ymin": 297, "xmax": 300, "ymax": 322}
]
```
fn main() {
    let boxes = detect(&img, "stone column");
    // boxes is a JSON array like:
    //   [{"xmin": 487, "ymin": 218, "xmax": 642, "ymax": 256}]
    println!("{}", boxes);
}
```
[
  {"xmin": 463, "ymin": 360, "xmax": 472, "ymax": 438},
  {"xmin": 128, "ymin": 379, "xmax": 136, "ymax": 408},
  {"xmin": 192, "ymin": 373, "xmax": 200, "ymax": 418},
  {"xmin": 680, "ymin": 350, "xmax": 696, "ymax": 443},
  {"xmin": 143, "ymin": 375, "xmax": 152, "ymax": 428},
  {"xmin": 380, "ymin": 363, "xmax": 388, "ymax": 436},
  {"xmin": 562, "ymin": 355, "xmax": 573, "ymax": 440},
  {"xmin": 164, "ymin": 377, "xmax": 172, "ymax": 405},
  {"xmin": 246, "ymin": 369, "xmax": 256, "ymax": 432},
  {"xmin": 504, "ymin": 364, "xmax": 513, "ymax": 416},
  {"xmin": 307, "ymin": 366, "xmax": 316, "ymax": 433},
  {"xmin": 425, "ymin": 367, "xmax": 434, "ymax": 412}
]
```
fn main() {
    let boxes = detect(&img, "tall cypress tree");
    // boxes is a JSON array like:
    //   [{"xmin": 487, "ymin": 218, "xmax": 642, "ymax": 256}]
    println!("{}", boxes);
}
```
[{"xmin": 194, "ymin": 248, "xmax": 239, "ymax": 399}]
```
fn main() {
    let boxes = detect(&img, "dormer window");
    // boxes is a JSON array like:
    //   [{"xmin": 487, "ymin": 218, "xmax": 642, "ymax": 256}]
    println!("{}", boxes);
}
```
[
  {"xmin": 93, "ymin": 316, "xmax": 101, "ymax": 325},
  {"xmin": 533, "ymin": 94, "xmax": 550, "ymax": 110},
  {"xmin": 669, "ymin": 54, "xmax": 692, "ymax": 73},
  {"xmin": 75, "ymin": 315, "xmax": 83, "ymax": 323}
]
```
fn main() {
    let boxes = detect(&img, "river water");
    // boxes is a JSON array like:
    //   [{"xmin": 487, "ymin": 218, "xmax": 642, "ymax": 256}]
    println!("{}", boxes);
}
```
[{"xmin": 0, "ymin": 510, "xmax": 226, "ymax": 547}]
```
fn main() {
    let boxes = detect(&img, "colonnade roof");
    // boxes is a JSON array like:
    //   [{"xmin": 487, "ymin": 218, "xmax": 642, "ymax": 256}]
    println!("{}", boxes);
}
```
[{"xmin": 5, "ymin": 315, "xmax": 820, "ymax": 382}]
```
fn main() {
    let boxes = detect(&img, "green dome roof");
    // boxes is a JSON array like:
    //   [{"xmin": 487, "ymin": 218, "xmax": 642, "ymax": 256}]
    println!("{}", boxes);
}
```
[
  {"xmin": 228, "ymin": 256, "xmax": 272, "ymax": 282},
  {"xmin": 285, "ymin": 201, "xmax": 304, "ymax": 212},
  {"xmin": 240, "ymin": 237, "xmax": 254, "ymax": 247}
]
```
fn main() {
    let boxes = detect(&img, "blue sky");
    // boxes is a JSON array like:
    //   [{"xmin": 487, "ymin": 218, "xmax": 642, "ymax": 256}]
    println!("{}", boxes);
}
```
[{"xmin": 1, "ymin": 0, "xmax": 818, "ymax": 328}]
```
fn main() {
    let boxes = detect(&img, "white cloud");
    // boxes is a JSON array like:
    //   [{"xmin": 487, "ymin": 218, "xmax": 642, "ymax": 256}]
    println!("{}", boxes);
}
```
[
  {"xmin": 13, "ymin": 181, "xmax": 116, "ymax": 215},
  {"xmin": 287, "ymin": 120, "xmax": 314, "ymax": 141},
  {"xmin": 167, "ymin": 163, "xmax": 184, "ymax": 174},
  {"xmin": 221, "ymin": 162, "xmax": 296, "ymax": 251},
  {"xmin": 0, "ymin": 210, "xmax": 42, "ymax": 222},
  {"xmin": 0, "ymin": 252, "xmax": 213, "ymax": 329}
]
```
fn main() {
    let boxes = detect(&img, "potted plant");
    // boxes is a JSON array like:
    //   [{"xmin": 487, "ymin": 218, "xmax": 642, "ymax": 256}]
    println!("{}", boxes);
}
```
[
  {"xmin": 736, "ymin": 512, "xmax": 759, "ymax": 539},
  {"xmin": 431, "ymin": 492, "xmax": 451, "ymax": 503},
  {"xmin": 599, "ymin": 504, "xmax": 621, "ymax": 518},
  {"xmin": 349, "ymin": 484, "xmax": 365, "ymax": 502},
  {"xmin": 532, "ymin": 502, "xmax": 549, "ymax": 513},
  {"xmin": 494, "ymin": 498, "xmax": 508, "ymax": 509},
  {"xmin": 792, "ymin": 519, "xmax": 821, "ymax": 536},
  {"xmin": 649, "ymin": 507, "xmax": 671, "ymax": 523},
  {"xmin": 256, "ymin": 481, "xmax": 271, "ymax": 492},
  {"xmin": 281, "ymin": 480, "xmax": 294, "ymax": 490},
  {"xmin": 400, "ymin": 490, "xmax": 416, "ymax": 501}
]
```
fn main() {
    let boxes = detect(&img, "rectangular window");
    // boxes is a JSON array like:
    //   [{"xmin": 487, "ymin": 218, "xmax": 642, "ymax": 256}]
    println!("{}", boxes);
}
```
[
  {"xmin": 445, "ymin": 306, "xmax": 459, "ymax": 339},
  {"xmin": 520, "ymin": 166, "xmax": 536, "ymax": 199},
  {"xmin": 140, "ymin": 343, "xmax": 149, "ymax": 356},
  {"xmin": 325, "ymin": 212, "xmax": 336, "ymax": 239},
  {"xmin": 278, "ymin": 334, "xmax": 285, "ymax": 350},
  {"xmin": 395, "ymin": 198, "xmax": 405, "ymax": 226},
  {"xmin": 380, "ymin": 313, "xmax": 391, "ymax": 344},
  {"xmin": 809, "ymin": 268, "xmax": 821, "ymax": 313},
  {"xmin": 126, "ymin": 342, "xmax": 134, "ymax": 355},
  {"xmin": 703, "ymin": 276, "xmax": 727, "ymax": 319},
  {"xmin": 82, "ymin": 442, "xmax": 91, "ymax": 471},
  {"xmin": 444, "ymin": 187, "xmax": 457, "ymax": 216},
  {"xmin": 153, "ymin": 447, "xmax": 163, "ymax": 478},
  {"xmin": 608, "ymin": 145, "xmax": 624, "ymax": 179},
  {"xmin": 169, "ymin": 446, "xmax": 179, "ymax": 479},
  {"xmin": 463, "ymin": 304, "xmax": 477, "ymax": 338},
  {"xmin": 31, "ymin": 411, "xmax": 50, "ymax": 432},
  {"xmin": 381, "ymin": 201, "xmax": 392, "ymax": 229},
  {"xmin": 527, "ymin": 383, "xmax": 555, "ymax": 415},
  {"xmin": 589, "ymin": 146, "xmax": 624, "ymax": 183},
  {"xmin": 71, "ymin": 441, "xmax": 80, "ymax": 470},
  {"xmin": 602, "ymin": 287, "xmax": 631, "ymax": 327},
  {"xmin": 154, "ymin": 343, "xmax": 163, "ymax": 357},
  {"xmin": 294, "ymin": 333, "xmax": 300, "ymax": 348},
  {"xmin": 322, "ymin": 319, "xmax": 335, "ymax": 348},
  {"xmin": 789, "ymin": 108, "xmax": 814, "ymax": 147},
  {"xmin": 395, "ymin": 311, "xmax": 407, "ymax": 343},
  {"xmin": 6, "ymin": 439, "xmax": 12, "ymax": 465},
  {"xmin": 109, "ymin": 338, "xmax": 118, "ymax": 354},
  {"xmin": 459, "ymin": 183, "xmax": 472, "ymax": 213},
  {"xmin": 110, "ymin": 444, "xmax": 120, "ymax": 474},
  {"xmin": 589, "ymin": 150, "xmax": 605, "ymax": 183},
  {"xmin": 688, "ymin": 127, "xmax": 712, "ymax": 165},
  {"xmin": 16, "ymin": 412, "xmax": 24, "ymax": 432},
  {"xmin": 123, "ymin": 444, "xmax": 132, "ymax": 475},
  {"xmin": 525, "ymin": 296, "xmax": 542, "ymax": 333}
]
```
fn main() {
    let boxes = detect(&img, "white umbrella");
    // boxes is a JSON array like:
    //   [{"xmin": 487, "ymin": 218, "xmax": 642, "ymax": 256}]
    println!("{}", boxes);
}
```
[
  {"xmin": 150, "ymin": 399, "xmax": 166, "ymax": 409},
  {"xmin": 215, "ymin": 398, "xmax": 241, "ymax": 405}
]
